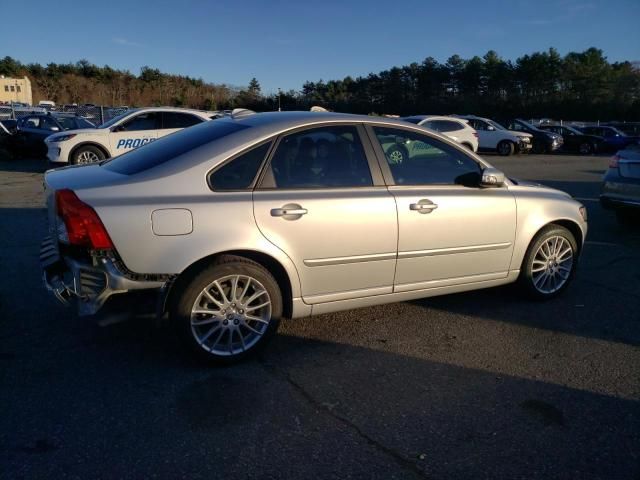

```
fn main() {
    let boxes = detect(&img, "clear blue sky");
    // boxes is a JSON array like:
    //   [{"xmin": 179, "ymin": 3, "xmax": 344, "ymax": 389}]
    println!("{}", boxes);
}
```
[{"xmin": 5, "ymin": 0, "xmax": 640, "ymax": 93}]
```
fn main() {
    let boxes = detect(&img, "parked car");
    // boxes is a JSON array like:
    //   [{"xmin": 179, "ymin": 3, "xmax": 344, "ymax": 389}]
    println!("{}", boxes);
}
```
[
  {"xmin": 604, "ymin": 122, "xmax": 640, "ymax": 136},
  {"xmin": 600, "ymin": 141, "xmax": 640, "ymax": 225},
  {"xmin": 501, "ymin": 119, "xmax": 563, "ymax": 154},
  {"xmin": 453, "ymin": 115, "xmax": 532, "ymax": 155},
  {"xmin": 15, "ymin": 113, "xmax": 96, "ymax": 157},
  {"xmin": 401, "ymin": 115, "xmax": 479, "ymax": 152},
  {"xmin": 45, "ymin": 107, "xmax": 219, "ymax": 165},
  {"xmin": 577, "ymin": 126, "xmax": 639, "ymax": 151},
  {"xmin": 538, "ymin": 124, "xmax": 603, "ymax": 154},
  {"xmin": 41, "ymin": 111, "xmax": 587, "ymax": 363}
]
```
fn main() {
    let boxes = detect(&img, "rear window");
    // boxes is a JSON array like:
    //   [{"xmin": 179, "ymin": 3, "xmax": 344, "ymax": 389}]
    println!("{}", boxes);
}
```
[{"xmin": 102, "ymin": 120, "xmax": 249, "ymax": 175}]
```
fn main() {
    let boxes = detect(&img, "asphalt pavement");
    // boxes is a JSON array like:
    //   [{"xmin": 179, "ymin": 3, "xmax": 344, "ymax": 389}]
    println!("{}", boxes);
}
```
[{"xmin": 0, "ymin": 154, "xmax": 638, "ymax": 479}]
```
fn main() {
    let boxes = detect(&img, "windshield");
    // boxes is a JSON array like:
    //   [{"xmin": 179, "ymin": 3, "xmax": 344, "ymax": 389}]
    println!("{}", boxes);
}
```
[
  {"xmin": 517, "ymin": 120, "xmax": 545, "ymax": 133},
  {"xmin": 98, "ymin": 109, "xmax": 138, "ymax": 128},
  {"xmin": 487, "ymin": 119, "xmax": 507, "ymax": 130},
  {"xmin": 563, "ymin": 125, "xmax": 582, "ymax": 135},
  {"xmin": 609, "ymin": 127, "xmax": 627, "ymax": 136}
]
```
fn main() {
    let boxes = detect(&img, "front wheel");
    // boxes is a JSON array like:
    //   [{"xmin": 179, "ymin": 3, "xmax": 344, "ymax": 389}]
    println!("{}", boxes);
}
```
[
  {"xmin": 497, "ymin": 140, "xmax": 515, "ymax": 156},
  {"xmin": 71, "ymin": 145, "xmax": 106, "ymax": 165},
  {"xmin": 519, "ymin": 225, "xmax": 578, "ymax": 300},
  {"xmin": 171, "ymin": 255, "xmax": 282, "ymax": 364}
]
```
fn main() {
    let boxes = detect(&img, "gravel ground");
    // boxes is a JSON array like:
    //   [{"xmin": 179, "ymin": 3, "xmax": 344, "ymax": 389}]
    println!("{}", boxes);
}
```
[{"xmin": 0, "ymin": 154, "xmax": 638, "ymax": 479}]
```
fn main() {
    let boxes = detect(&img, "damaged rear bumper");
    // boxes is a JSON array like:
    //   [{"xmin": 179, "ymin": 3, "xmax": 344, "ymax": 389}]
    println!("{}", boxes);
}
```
[{"xmin": 40, "ymin": 236, "xmax": 167, "ymax": 317}]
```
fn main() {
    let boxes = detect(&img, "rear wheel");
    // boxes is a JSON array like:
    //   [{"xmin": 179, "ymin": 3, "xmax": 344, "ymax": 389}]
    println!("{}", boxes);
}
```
[
  {"xmin": 519, "ymin": 225, "xmax": 578, "ymax": 300},
  {"xmin": 497, "ymin": 140, "xmax": 515, "ymax": 156},
  {"xmin": 171, "ymin": 255, "xmax": 282, "ymax": 365},
  {"xmin": 71, "ymin": 145, "xmax": 105, "ymax": 165}
]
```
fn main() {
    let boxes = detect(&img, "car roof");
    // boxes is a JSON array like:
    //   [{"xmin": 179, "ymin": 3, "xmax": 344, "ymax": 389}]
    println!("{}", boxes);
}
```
[
  {"xmin": 403, "ymin": 115, "xmax": 467, "ymax": 122},
  {"xmin": 233, "ymin": 111, "xmax": 423, "ymax": 133},
  {"xmin": 132, "ymin": 106, "xmax": 219, "ymax": 116}
]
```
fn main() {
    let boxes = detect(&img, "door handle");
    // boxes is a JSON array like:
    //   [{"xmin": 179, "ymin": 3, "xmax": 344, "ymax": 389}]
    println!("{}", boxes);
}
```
[
  {"xmin": 410, "ymin": 201, "xmax": 438, "ymax": 213},
  {"xmin": 271, "ymin": 206, "xmax": 308, "ymax": 217}
]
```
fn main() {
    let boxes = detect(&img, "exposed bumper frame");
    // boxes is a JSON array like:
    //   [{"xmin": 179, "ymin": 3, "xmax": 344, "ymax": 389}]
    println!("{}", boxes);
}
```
[{"xmin": 41, "ymin": 236, "xmax": 166, "ymax": 316}]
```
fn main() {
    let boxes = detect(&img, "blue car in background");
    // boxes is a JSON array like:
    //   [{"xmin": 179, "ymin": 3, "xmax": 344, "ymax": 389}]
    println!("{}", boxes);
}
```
[{"xmin": 578, "ymin": 125, "xmax": 639, "ymax": 151}]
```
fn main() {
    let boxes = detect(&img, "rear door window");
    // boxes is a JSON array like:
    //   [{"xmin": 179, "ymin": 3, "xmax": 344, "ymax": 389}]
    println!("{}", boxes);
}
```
[{"xmin": 263, "ymin": 125, "xmax": 373, "ymax": 189}]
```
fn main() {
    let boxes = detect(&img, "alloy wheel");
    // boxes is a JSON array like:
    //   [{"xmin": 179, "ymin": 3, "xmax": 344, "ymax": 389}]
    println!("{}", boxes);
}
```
[
  {"xmin": 190, "ymin": 274, "xmax": 272, "ymax": 356},
  {"xmin": 77, "ymin": 150, "xmax": 100, "ymax": 164},
  {"xmin": 531, "ymin": 235, "xmax": 574, "ymax": 294}
]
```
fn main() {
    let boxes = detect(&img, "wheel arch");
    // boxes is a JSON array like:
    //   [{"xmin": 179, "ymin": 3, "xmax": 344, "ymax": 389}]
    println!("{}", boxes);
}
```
[
  {"xmin": 518, "ymin": 218, "xmax": 584, "ymax": 268},
  {"xmin": 164, "ymin": 249, "xmax": 295, "ymax": 319},
  {"xmin": 69, "ymin": 142, "xmax": 110, "ymax": 161}
]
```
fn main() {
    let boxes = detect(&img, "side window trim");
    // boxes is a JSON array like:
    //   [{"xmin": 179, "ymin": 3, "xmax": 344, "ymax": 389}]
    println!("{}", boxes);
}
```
[
  {"xmin": 363, "ymin": 123, "xmax": 484, "ymax": 188},
  {"xmin": 207, "ymin": 139, "xmax": 275, "ymax": 192},
  {"xmin": 256, "ymin": 122, "xmax": 386, "ymax": 190}
]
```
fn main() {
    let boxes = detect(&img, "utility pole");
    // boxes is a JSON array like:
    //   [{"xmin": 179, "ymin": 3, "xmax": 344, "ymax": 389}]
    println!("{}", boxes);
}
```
[{"xmin": 278, "ymin": 88, "xmax": 281, "ymax": 112}]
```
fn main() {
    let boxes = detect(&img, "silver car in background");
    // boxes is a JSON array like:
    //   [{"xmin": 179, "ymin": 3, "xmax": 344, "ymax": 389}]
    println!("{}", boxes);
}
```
[
  {"xmin": 600, "ymin": 141, "xmax": 640, "ymax": 225},
  {"xmin": 41, "ymin": 112, "xmax": 588, "ymax": 364}
]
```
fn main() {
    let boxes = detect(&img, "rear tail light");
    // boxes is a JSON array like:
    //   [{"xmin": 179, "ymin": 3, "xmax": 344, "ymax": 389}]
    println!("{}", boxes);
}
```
[
  {"xmin": 56, "ymin": 189, "xmax": 114, "ymax": 249},
  {"xmin": 609, "ymin": 155, "xmax": 620, "ymax": 168}
]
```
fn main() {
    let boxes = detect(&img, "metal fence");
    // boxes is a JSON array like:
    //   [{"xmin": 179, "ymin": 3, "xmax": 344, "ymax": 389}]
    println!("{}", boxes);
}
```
[{"xmin": 0, "ymin": 104, "xmax": 129, "ymax": 127}]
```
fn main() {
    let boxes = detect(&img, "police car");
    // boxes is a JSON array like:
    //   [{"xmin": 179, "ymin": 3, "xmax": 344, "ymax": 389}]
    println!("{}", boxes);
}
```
[{"xmin": 45, "ymin": 107, "xmax": 220, "ymax": 164}]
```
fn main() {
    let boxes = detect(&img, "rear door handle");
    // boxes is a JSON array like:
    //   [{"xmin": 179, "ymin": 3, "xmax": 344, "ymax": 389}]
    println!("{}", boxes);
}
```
[
  {"xmin": 271, "ymin": 205, "xmax": 308, "ymax": 217},
  {"xmin": 410, "ymin": 200, "xmax": 438, "ymax": 214}
]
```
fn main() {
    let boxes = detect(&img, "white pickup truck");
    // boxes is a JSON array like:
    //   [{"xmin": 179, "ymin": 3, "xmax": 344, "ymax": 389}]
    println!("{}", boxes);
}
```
[{"xmin": 454, "ymin": 115, "xmax": 532, "ymax": 156}]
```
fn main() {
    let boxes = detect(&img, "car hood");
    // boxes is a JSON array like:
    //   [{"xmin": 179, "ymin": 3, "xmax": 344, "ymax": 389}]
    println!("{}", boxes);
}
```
[
  {"xmin": 510, "ymin": 178, "xmax": 573, "ymax": 198},
  {"xmin": 509, "ymin": 131, "xmax": 533, "ymax": 139},
  {"xmin": 47, "ymin": 127, "xmax": 109, "ymax": 141}
]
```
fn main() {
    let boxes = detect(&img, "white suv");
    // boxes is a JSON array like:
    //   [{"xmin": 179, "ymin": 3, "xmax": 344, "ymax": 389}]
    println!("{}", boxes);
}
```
[
  {"xmin": 454, "ymin": 115, "xmax": 532, "ymax": 156},
  {"xmin": 45, "ymin": 107, "xmax": 219, "ymax": 165},
  {"xmin": 402, "ymin": 115, "xmax": 479, "ymax": 152}
]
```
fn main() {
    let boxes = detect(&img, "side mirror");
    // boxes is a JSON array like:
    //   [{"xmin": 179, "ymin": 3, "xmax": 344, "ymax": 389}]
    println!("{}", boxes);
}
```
[
  {"xmin": 480, "ymin": 167, "xmax": 505, "ymax": 187},
  {"xmin": 49, "ymin": 126, "xmax": 60, "ymax": 132},
  {"xmin": 112, "ymin": 125, "xmax": 124, "ymax": 132},
  {"xmin": 486, "ymin": 125, "xmax": 495, "ymax": 131}
]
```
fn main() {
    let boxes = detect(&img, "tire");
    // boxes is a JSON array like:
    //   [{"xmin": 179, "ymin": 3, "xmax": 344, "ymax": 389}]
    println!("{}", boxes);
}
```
[
  {"xmin": 385, "ymin": 144, "xmax": 408, "ymax": 164},
  {"xmin": 497, "ymin": 140, "xmax": 515, "ymax": 156},
  {"xmin": 170, "ymin": 255, "xmax": 282, "ymax": 365},
  {"xmin": 519, "ymin": 224, "xmax": 578, "ymax": 300},
  {"xmin": 578, "ymin": 142, "xmax": 593, "ymax": 155},
  {"xmin": 71, "ymin": 145, "xmax": 106, "ymax": 165}
]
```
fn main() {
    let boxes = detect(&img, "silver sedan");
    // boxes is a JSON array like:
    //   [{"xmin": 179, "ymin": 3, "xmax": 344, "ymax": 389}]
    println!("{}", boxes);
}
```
[{"xmin": 41, "ymin": 111, "xmax": 588, "ymax": 363}]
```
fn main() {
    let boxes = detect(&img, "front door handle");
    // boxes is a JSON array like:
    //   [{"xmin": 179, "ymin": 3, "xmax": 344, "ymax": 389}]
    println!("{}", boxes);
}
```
[
  {"xmin": 410, "ymin": 200, "xmax": 438, "ymax": 214},
  {"xmin": 271, "ymin": 204, "xmax": 308, "ymax": 218}
]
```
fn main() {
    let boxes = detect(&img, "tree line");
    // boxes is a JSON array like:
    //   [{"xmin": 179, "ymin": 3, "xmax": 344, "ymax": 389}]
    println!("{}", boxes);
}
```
[{"xmin": 1, "ymin": 47, "xmax": 639, "ymax": 120}]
